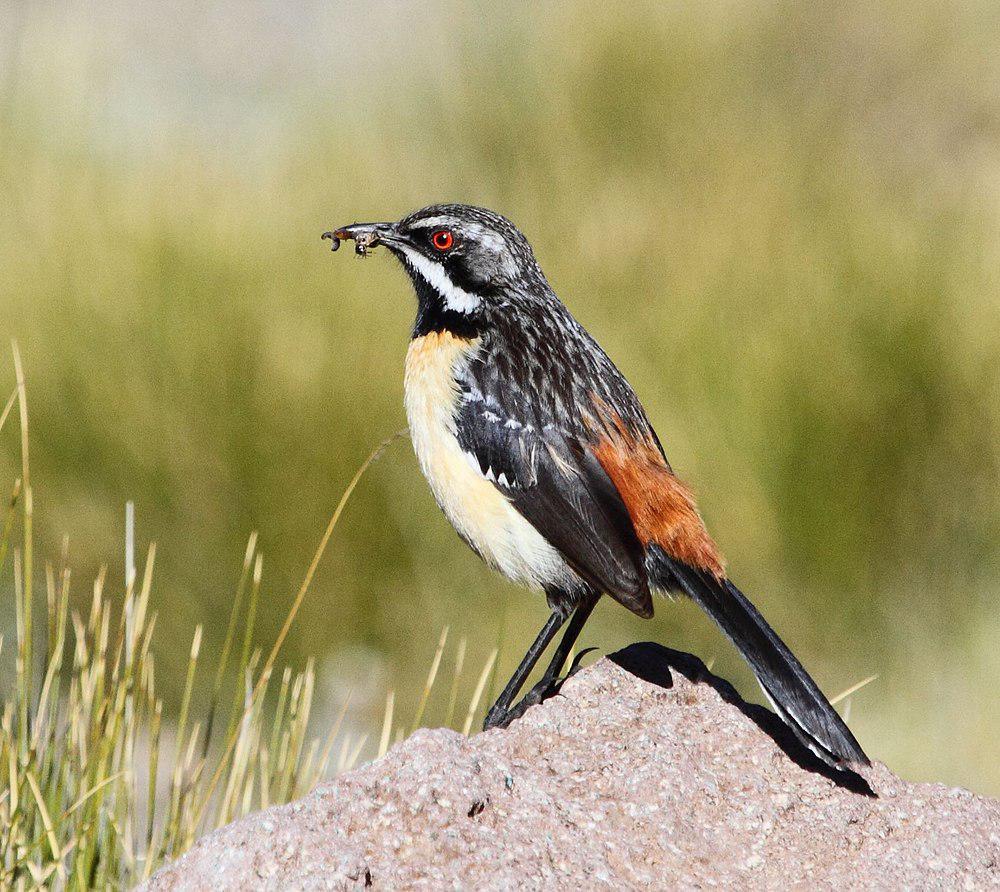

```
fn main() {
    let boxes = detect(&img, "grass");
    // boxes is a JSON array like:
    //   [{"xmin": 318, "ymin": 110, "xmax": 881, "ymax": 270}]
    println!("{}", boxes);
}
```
[
  {"xmin": 1, "ymin": 0, "xmax": 999, "ymax": 800},
  {"xmin": 0, "ymin": 359, "xmax": 496, "ymax": 889}
]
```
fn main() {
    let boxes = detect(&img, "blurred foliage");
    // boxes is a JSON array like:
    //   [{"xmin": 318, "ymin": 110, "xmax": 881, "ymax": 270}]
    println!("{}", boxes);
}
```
[{"xmin": 1, "ymin": 0, "xmax": 999, "ymax": 795}]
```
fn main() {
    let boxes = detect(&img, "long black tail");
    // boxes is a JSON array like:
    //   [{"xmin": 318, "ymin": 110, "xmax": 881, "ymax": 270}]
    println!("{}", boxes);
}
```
[{"xmin": 646, "ymin": 545, "xmax": 869, "ymax": 770}]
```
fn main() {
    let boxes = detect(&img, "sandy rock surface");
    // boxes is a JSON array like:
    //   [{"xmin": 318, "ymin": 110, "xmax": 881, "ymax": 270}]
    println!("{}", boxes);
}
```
[{"xmin": 145, "ymin": 643, "xmax": 1000, "ymax": 890}]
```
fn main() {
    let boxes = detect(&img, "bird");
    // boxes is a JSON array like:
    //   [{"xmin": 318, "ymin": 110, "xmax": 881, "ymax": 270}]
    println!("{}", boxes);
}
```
[{"xmin": 323, "ymin": 203, "xmax": 869, "ymax": 771}]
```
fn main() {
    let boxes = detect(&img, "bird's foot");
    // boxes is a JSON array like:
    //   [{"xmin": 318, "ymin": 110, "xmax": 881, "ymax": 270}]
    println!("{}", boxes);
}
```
[
  {"xmin": 482, "ymin": 650, "xmax": 598, "ymax": 731},
  {"xmin": 482, "ymin": 703, "xmax": 510, "ymax": 731},
  {"xmin": 564, "ymin": 647, "xmax": 598, "ymax": 679},
  {"xmin": 482, "ymin": 678, "xmax": 555, "ymax": 731}
]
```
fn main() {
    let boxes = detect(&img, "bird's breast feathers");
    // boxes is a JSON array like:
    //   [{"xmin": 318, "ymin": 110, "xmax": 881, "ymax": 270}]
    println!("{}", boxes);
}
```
[{"xmin": 403, "ymin": 331, "xmax": 576, "ymax": 590}]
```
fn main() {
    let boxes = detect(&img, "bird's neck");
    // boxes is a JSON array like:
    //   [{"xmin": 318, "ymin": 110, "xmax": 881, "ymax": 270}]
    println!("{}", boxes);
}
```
[{"xmin": 409, "ymin": 273, "xmax": 485, "ymax": 340}]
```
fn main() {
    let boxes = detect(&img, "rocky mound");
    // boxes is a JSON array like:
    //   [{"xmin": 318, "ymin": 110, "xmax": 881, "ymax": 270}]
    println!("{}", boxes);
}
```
[{"xmin": 146, "ymin": 643, "xmax": 1000, "ymax": 890}]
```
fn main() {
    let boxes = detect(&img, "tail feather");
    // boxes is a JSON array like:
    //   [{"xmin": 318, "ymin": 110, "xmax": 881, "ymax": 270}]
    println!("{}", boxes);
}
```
[{"xmin": 646, "ymin": 545, "xmax": 869, "ymax": 770}]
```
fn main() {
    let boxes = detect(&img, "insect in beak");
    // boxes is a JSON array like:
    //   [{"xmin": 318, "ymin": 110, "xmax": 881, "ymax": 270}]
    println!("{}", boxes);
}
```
[{"xmin": 322, "ymin": 223, "xmax": 390, "ymax": 257}]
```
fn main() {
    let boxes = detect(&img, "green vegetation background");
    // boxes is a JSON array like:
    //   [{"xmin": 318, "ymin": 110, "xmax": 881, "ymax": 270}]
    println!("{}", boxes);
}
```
[{"xmin": 2, "ymin": 1, "xmax": 998, "ymax": 794}]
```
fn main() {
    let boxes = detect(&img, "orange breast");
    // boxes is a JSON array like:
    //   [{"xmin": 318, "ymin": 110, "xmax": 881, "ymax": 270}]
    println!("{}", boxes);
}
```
[{"xmin": 592, "ymin": 414, "xmax": 725, "ymax": 579}]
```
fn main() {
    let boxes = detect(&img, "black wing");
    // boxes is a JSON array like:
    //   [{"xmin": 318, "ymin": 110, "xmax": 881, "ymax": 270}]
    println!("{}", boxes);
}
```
[{"xmin": 453, "ymin": 394, "xmax": 653, "ymax": 617}]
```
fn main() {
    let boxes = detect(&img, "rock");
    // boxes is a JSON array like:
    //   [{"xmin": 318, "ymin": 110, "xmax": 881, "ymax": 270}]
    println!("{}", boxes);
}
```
[{"xmin": 145, "ymin": 643, "xmax": 1000, "ymax": 890}]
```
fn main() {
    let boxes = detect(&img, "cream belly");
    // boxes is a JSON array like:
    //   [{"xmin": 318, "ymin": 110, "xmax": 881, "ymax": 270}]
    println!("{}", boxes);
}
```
[{"xmin": 404, "ymin": 332, "xmax": 574, "ymax": 591}]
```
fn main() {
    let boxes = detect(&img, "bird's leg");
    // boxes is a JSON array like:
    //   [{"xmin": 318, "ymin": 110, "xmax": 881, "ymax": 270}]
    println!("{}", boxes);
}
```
[
  {"xmin": 544, "ymin": 595, "xmax": 600, "ymax": 685},
  {"xmin": 483, "ymin": 610, "xmax": 566, "ymax": 731},
  {"xmin": 496, "ymin": 595, "xmax": 600, "ymax": 725},
  {"xmin": 484, "ymin": 595, "xmax": 599, "ymax": 730}
]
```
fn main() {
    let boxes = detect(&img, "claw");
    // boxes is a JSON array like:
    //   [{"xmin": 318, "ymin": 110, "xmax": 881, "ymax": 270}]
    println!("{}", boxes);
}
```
[
  {"xmin": 565, "ymin": 647, "xmax": 598, "ymax": 678},
  {"xmin": 483, "ymin": 675, "xmax": 563, "ymax": 731},
  {"xmin": 483, "ymin": 703, "xmax": 515, "ymax": 731}
]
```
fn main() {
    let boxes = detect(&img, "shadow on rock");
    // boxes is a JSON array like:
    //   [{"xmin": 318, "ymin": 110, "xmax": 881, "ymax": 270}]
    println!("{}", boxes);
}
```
[{"xmin": 608, "ymin": 642, "xmax": 874, "ymax": 796}]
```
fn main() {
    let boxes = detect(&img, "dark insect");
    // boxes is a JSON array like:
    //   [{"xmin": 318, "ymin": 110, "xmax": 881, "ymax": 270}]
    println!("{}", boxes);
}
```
[
  {"xmin": 323, "ymin": 228, "xmax": 379, "ymax": 257},
  {"xmin": 322, "ymin": 223, "xmax": 383, "ymax": 258},
  {"xmin": 352, "ymin": 230, "xmax": 379, "ymax": 257}
]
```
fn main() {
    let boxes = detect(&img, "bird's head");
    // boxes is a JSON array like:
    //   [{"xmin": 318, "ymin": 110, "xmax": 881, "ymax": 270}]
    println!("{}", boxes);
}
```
[{"xmin": 325, "ymin": 204, "xmax": 547, "ymax": 331}]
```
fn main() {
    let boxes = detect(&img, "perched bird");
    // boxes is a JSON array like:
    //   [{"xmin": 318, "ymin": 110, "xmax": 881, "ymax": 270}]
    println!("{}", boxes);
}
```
[{"xmin": 324, "ymin": 204, "xmax": 868, "ymax": 770}]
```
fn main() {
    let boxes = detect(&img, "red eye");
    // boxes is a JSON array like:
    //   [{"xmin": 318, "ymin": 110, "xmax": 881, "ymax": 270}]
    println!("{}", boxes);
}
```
[{"xmin": 431, "ymin": 229, "xmax": 454, "ymax": 252}]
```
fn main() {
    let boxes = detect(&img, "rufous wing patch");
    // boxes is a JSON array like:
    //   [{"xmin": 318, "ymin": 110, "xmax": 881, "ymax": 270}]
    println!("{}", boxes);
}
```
[{"xmin": 591, "ymin": 410, "xmax": 725, "ymax": 579}]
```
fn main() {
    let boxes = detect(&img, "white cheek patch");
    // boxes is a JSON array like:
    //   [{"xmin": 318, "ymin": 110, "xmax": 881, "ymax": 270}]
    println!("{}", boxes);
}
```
[{"xmin": 399, "ymin": 245, "xmax": 481, "ymax": 315}]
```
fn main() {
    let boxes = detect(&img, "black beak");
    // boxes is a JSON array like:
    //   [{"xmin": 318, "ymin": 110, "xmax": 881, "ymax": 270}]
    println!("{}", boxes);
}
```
[{"xmin": 322, "ymin": 221, "xmax": 399, "ymax": 256}]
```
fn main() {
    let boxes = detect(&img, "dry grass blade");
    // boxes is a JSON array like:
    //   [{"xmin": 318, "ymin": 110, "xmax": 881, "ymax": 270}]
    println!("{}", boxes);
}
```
[
  {"xmin": 444, "ymin": 637, "xmax": 467, "ymax": 729},
  {"xmin": 462, "ymin": 649, "xmax": 498, "ymax": 736},
  {"xmin": 204, "ymin": 532, "xmax": 258, "ymax": 757},
  {"xmin": 831, "ymin": 674, "xmax": 879, "ymax": 706},
  {"xmin": 11, "ymin": 341, "xmax": 33, "ymax": 765},
  {"xmin": 191, "ymin": 430, "xmax": 403, "ymax": 831},
  {"xmin": 411, "ymin": 626, "xmax": 448, "ymax": 733},
  {"xmin": 345, "ymin": 735, "xmax": 368, "ymax": 772},
  {"xmin": 316, "ymin": 692, "xmax": 352, "ymax": 779},
  {"xmin": 0, "ymin": 478, "xmax": 22, "ymax": 579},
  {"xmin": 377, "ymin": 691, "xmax": 395, "ymax": 759},
  {"xmin": 0, "ymin": 388, "xmax": 16, "ymax": 436},
  {"xmin": 23, "ymin": 770, "xmax": 63, "ymax": 881}
]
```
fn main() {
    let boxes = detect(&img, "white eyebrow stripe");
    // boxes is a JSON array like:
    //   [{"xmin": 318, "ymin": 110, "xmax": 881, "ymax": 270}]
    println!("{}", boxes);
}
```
[
  {"xmin": 397, "ymin": 244, "xmax": 481, "ymax": 314},
  {"xmin": 407, "ymin": 215, "xmax": 460, "ymax": 230},
  {"xmin": 411, "ymin": 219, "xmax": 511, "ymax": 271}
]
